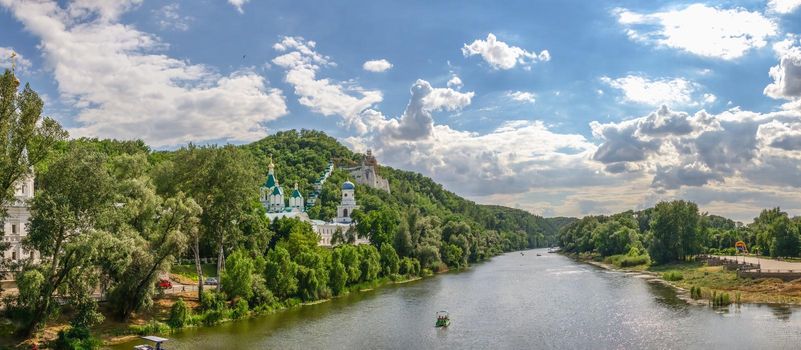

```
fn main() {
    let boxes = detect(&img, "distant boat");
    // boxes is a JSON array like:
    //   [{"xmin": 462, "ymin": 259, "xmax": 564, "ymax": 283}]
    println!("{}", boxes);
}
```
[
  {"xmin": 435, "ymin": 310, "xmax": 450, "ymax": 328},
  {"xmin": 536, "ymin": 253, "xmax": 542, "ymax": 256},
  {"xmin": 547, "ymin": 247, "xmax": 561, "ymax": 253},
  {"xmin": 134, "ymin": 336, "xmax": 169, "ymax": 350}
]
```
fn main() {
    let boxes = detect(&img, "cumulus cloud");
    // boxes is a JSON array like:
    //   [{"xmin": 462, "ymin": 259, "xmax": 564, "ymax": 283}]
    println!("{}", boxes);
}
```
[
  {"xmin": 507, "ymin": 91, "xmax": 536, "ymax": 104},
  {"xmin": 447, "ymin": 75, "xmax": 463, "ymax": 89},
  {"xmin": 228, "ymin": 0, "xmax": 250, "ymax": 13},
  {"xmin": 591, "ymin": 105, "xmax": 801, "ymax": 191},
  {"xmin": 768, "ymin": 0, "xmax": 801, "ymax": 14},
  {"xmin": 462, "ymin": 33, "xmax": 550, "ymax": 70},
  {"xmin": 1, "ymin": 0, "xmax": 287, "ymax": 147},
  {"xmin": 615, "ymin": 4, "xmax": 777, "ymax": 60},
  {"xmin": 273, "ymin": 36, "xmax": 383, "ymax": 134},
  {"xmin": 362, "ymin": 59, "xmax": 392, "ymax": 72},
  {"xmin": 764, "ymin": 36, "xmax": 801, "ymax": 106}
]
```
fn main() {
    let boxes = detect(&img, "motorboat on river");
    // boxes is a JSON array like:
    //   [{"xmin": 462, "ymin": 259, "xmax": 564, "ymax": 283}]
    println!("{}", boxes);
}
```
[
  {"xmin": 134, "ymin": 336, "xmax": 169, "ymax": 350},
  {"xmin": 435, "ymin": 311, "xmax": 450, "ymax": 328}
]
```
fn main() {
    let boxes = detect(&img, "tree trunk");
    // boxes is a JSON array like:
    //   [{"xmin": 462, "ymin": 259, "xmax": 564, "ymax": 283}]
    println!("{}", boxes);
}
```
[
  {"xmin": 193, "ymin": 235, "xmax": 203, "ymax": 301},
  {"xmin": 216, "ymin": 244, "xmax": 224, "ymax": 292}
]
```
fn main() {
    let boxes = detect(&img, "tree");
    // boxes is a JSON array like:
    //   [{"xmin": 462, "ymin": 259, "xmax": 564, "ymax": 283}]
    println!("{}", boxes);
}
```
[
  {"xmin": 105, "ymin": 159, "xmax": 201, "ymax": 320},
  {"xmin": 19, "ymin": 146, "xmax": 115, "ymax": 335},
  {"xmin": 264, "ymin": 247, "xmax": 298, "ymax": 299},
  {"xmin": 0, "ymin": 69, "xmax": 66, "ymax": 266},
  {"xmin": 329, "ymin": 250, "xmax": 348, "ymax": 295},
  {"xmin": 358, "ymin": 245, "xmax": 381, "ymax": 282},
  {"xmin": 155, "ymin": 144, "xmax": 261, "ymax": 293},
  {"xmin": 222, "ymin": 250, "xmax": 256, "ymax": 300},
  {"xmin": 648, "ymin": 200, "xmax": 700, "ymax": 264},
  {"xmin": 379, "ymin": 244, "xmax": 399, "ymax": 276}
]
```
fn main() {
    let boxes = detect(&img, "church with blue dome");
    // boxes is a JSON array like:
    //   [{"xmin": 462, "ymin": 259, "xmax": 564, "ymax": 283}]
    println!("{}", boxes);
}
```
[{"xmin": 260, "ymin": 158, "xmax": 366, "ymax": 246}]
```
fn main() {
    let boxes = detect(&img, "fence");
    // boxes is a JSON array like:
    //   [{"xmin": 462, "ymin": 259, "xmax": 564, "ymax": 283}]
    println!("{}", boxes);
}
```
[{"xmin": 699, "ymin": 254, "xmax": 801, "ymax": 281}]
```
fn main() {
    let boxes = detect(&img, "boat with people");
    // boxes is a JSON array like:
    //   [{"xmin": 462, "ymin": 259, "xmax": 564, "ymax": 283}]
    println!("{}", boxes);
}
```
[
  {"xmin": 134, "ymin": 335, "xmax": 169, "ymax": 350},
  {"xmin": 435, "ymin": 311, "xmax": 450, "ymax": 328}
]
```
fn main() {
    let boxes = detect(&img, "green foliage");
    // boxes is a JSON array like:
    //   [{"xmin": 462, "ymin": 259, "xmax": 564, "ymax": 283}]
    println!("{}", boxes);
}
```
[
  {"xmin": 662, "ymin": 271, "xmax": 684, "ymax": 281},
  {"xmin": 53, "ymin": 326, "xmax": 101, "ymax": 350},
  {"xmin": 399, "ymin": 257, "xmax": 421, "ymax": 276},
  {"xmin": 379, "ymin": 244, "xmax": 400, "ymax": 276},
  {"xmin": 231, "ymin": 299, "xmax": 249, "ymax": 319},
  {"xmin": 128, "ymin": 320, "xmax": 169, "ymax": 336},
  {"xmin": 222, "ymin": 250, "xmax": 257, "ymax": 300},
  {"xmin": 358, "ymin": 245, "xmax": 381, "ymax": 282},
  {"xmin": 264, "ymin": 247, "xmax": 298, "ymax": 299},
  {"xmin": 168, "ymin": 299, "xmax": 191, "ymax": 329},
  {"xmin": 690, "ymin": 286, "xmax": 702, "ymax": 300}
]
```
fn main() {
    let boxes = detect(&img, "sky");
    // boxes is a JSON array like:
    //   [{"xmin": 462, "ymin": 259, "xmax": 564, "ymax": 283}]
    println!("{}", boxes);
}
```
[{"xmin": 2, "ymin": 0, "xmax": 801, "ymax": 222}]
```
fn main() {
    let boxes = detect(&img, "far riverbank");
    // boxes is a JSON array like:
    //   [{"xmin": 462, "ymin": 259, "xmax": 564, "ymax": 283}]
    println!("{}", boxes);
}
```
[{"xmin": 569, "ymin": 253, "xmax": 801, "ymax": 305}]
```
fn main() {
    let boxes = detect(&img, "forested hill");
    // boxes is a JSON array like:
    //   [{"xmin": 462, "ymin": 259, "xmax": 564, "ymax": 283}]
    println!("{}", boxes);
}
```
[{"xmin": 243, "ymin": 129, "xmax": 565, "ymax": 248}]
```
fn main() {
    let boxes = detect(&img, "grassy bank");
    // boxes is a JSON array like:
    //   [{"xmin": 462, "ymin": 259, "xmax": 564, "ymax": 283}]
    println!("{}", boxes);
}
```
[{"xmin": 572, "ymin": 253, "xmax": 801, "ymax": 305}]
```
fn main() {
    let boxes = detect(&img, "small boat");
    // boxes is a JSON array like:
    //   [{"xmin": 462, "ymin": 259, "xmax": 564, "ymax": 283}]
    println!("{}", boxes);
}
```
[
  {"xmin": 536, "ymin": 253, "xmax": 542, "ymax": 256},
  {"xmin": 435, "ymin": 310, "xmax": 450, "ymax": 328},
  {"xmin": 134, "ymin": 336, "xmax": 169, "ymax": 350}
]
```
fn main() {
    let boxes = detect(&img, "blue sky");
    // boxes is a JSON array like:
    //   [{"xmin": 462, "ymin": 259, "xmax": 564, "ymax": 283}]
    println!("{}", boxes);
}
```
[{"xmin": 2, "ymin": 0, "xmax": 801, "ymax": 221}]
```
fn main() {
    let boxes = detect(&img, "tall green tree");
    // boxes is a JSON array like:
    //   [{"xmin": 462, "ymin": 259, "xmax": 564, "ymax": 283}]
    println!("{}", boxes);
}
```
[
  {"xmin": 19, "ymin": 146, "xmax": 115, "ymax": 336},
  {"xmin": 155, "ymin": 144, "xmax": 262, "ymax": 293},
  {"xmin": 648, "ymin": 200, "xmax": 700, "ymax": 264}
]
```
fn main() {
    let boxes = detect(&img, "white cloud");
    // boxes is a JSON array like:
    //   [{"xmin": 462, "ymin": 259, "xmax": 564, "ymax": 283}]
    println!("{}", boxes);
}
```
[
  {"xmin": 154, "ymin": 3, "xmax": 191, "ymax": 31},
  {"xmin": 362, "ymin": 59, "xmax": 393, "ymax": 72},
  {"xmin": 0, "ymin": 47, "xmax": 32, "ymax": 73},
  {"xmin": 1, "ymin": 0, "xmax": 287, "ymax": 147},
  {"xmin": 615, "ymin": 4, "xmax": 777, "ymax": 60},
  {"xmin": 273, "ymin": 36, "xmax": 383, "ymax": 134},
  {"xmin": 228, "ymin": 0, "xmax": 249, "ymax": 14},
  {"xmin": 507, "ymin": 91, "xmax": 536, "ymax": 104},
  {"xmin": 447, "ymin": 75, "xmax": 463, "ymax": 89},
  {"xmin": 765, "ymin": 36, "xmax": 801, "ymax": 106},
  {"xmin": 768, "ymin": 0, "xmax": 801, "ymax": 14},
  {"xmin": 601, "ymin": 75, "xmax": 707, "ymax": 106},
  {"xmin": 462, "ymin": 33, "xmax": 550, "ymax": 70}
]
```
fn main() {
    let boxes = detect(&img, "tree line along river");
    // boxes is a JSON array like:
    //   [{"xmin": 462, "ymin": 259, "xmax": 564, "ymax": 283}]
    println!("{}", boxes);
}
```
[{"xmin": 113, "ymin": 249, "xmax": 801, "ymax": 349}]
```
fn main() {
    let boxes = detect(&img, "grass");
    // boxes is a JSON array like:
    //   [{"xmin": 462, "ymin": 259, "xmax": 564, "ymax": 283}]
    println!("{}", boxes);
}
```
[{"xmin": 170, "ymin": 263, "xmax": 218, "ymax": 283}]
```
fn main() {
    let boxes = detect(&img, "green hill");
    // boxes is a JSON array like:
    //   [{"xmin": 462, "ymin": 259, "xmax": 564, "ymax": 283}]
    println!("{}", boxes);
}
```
[{"xmin": 243, "ymin": 130, "xmax": 562, "ymax": 249}]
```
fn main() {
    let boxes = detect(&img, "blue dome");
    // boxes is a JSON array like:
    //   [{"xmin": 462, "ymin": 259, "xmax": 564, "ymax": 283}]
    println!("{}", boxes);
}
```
[{"xmin": 342, "ymin": 181, "xmax": 355, "ymax": 190}]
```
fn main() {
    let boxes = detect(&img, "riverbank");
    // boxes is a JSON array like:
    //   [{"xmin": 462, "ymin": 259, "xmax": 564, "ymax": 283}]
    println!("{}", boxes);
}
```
[{"xmin": 572, "ymin": 253, "xmax": 801, "ymax": 305}]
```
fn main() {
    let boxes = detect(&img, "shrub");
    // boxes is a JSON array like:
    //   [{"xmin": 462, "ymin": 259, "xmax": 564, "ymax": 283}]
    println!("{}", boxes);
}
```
[
  {"xmin": 231, "ymin": 299, "xmax": 249, "ymax": 320},
  {"xmin": 202, "ymin": 309, "xmax": 225, "ymax": 326},
  {"xmin": 53, "ymin": 326, "xmax": 101, "ymax": 350},
  {"xmin": 662, "ymin": 271, "xmax": 683, "ymax": 281},
  {"xmin": 690, "ymin": 286, "xmax": 703, "ymax": 300},
  {"xmin": 129, "ymin": 320, "xmax": 169, "ymax": 336},
  {"xmin": 168, "ymin": 299, "xmax": 191, "ymax": 329},
  {"xmin": 200, "ymin": 291, "xmax": 226, "ymax": 312}
]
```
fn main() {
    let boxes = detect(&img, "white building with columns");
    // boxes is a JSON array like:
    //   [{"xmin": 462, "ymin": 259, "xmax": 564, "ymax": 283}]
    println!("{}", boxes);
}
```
[
  {"xmin": 2, "ymin": 174, "xmax": 38, "ymax": 265},
  {"xmin": 312, "ymin": 180, "xmax": 368, "ymax": 246}
]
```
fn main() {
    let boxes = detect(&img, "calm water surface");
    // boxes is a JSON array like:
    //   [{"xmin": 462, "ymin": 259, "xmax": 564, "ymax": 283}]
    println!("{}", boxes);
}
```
[{"xmin": 113, "ymin": 249, "xmax": 801, "ymax": 349}]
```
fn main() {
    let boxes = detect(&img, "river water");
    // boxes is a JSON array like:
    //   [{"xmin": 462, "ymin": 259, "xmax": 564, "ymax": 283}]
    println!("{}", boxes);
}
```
[{"xmin": 113, "ymin": 249, "xmax": 801, "ymax": 349}]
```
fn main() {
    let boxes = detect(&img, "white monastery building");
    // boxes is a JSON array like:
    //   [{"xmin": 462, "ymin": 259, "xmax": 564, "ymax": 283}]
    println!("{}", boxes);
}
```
[{"xmin": 2, "ymin": 174, "xmax": 38, "ymax": 264}]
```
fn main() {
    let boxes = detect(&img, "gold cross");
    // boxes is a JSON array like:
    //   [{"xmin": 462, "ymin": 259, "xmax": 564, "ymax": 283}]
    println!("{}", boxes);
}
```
[{"xmin": 9, "ymin": 51, "xmax": 16, "ymax": 71}]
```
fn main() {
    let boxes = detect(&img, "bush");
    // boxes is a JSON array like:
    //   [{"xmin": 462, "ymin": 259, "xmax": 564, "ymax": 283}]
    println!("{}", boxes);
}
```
[
  {"xmin": 711, "ymin": 291, "xmax": 732, "ymax": 307},
  {"xmin": 662, "ymin": 271, "xmax": 683, "ymax": 281},
  {"xmin": 620, "ymin": 254, "xmax": 650, "ymax": 267},
  {"xmin": 202, "ymin": 309, "xmax": 225, "ymax": 326},
  {"xmin": 129, "ymin": 320, "xmax": 169, "ymax": 336},
  {"xmin": 200, "ymin": 291, "xmax": 226, "ymax": 312},
  {"xmin": 690, "ymin": 286, "xmax": 702, "ymax": 299},
  {"xmin": 53, "ymin": 326, "xmax": 101, "ymax": 350},
  {"xmin": 231, "ymin": 299, "xmax": 249, "ymax": 320},
  {"xmin": 168, "ymin": 299, "xmax": 191, "ymax": 329}
]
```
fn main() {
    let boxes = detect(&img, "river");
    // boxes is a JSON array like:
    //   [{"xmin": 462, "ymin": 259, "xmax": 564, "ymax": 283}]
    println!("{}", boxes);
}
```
[{"xmin": 112, "ymin": 249, "xmax": 801, "ymax": 349}]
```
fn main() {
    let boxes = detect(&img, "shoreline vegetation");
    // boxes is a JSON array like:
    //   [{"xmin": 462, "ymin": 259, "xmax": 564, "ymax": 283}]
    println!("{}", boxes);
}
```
[
  {"xmin": 1, "ymin": 71, "xmax": 571, "ymax": 349},
  {"xmin": 569, "ymin": 252, "xmax": 801, "ymax": 306}
]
